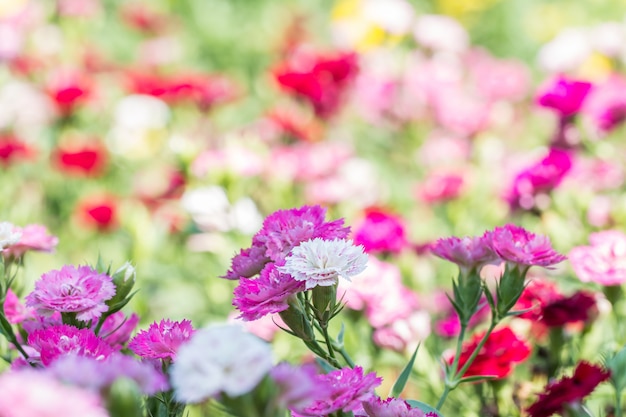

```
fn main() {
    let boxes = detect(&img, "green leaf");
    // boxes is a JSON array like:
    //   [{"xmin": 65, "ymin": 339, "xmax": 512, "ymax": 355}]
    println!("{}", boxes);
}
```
[
  {"xmin": 337, "ymin": 323, "xmax": 345, "ymax": 347},
  {"xmin": 458, "ymin": 375, "xmax": 497, "ymax": 384},
  {"xmin": 390, "ymin": 343, "xmax": 420, "ymax": 398},
  {"xmin": 405, "ymin": 400, "xmax": 444, "ymax": 416}
]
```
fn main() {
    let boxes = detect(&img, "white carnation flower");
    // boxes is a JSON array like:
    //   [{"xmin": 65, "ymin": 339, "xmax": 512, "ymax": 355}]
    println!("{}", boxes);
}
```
[
  {"xmin": 278, "ymin": 238, "xmax": 368, "ymax": 290},
  {"xmin": 0, "ymin": 222, "xmax": 21, "ymax": 250},
  {"xmin": 171, "ymin": 324, "xmax": 273, "ymax": 404}
]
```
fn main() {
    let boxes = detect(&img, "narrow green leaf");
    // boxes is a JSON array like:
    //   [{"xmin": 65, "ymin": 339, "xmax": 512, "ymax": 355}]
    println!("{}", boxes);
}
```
[
  {"xmin": 458, "ymin": 375, "xmax": 497, "ymax": 384},
  {"xmin": 405, "ymin": 400, "xmax": 444, "ymax": 416},
  {"xmin": 390, "ymin": 343, "xmax": 420, "ymax": 398},
  {"xmin": 337, "ymin": 323, "xmax": 345, "ymax": 347}
]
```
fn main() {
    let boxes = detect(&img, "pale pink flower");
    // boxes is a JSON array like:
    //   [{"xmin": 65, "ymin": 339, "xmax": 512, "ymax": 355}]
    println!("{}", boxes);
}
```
[
  {"xmin": 5, "ymin": 224, "xmax": 58, "ymax": 258},
  {"xmin": 372, "ymin": 311, "xmax": 431, "ymax": 353},
  {"xmin": 96, "ymin": 311, "xmax": 139, "ymax": 348},
  {"xmin": 430, "ymin": 235, "xmax": 499, "ymax": 272},
  {"xmin": 28, "ymin": 324, "xmax": 115, "ymax": 366},
  {"xmin": 582, "ymin": 75, "xmax": 626, "ymax": 133},
  {"xmin": 270, "ymin": 363, "xmax": 327, "ymax": 412},
  {"xmin": 171, "ymin": 324, "xmax": 273, "ymax": 403},
  {"xmin": 128, "ymin": 319, "xmax": 194, "ymax": 360},
  {"xmin": 417, "ymin": 171, "xmax": 465, "ymax": 204},
  {"xmin": 25, "ymin": 265, "xmax": 115, "ymax": 322},
  {"xmin": 469, "ymin": 52, "xmax": 530, "ymax": 103},
  {"xmin": 365, "ymin": 287, "xmax": 420, "ymax": 329},
  {"xmin": 233, "ymin": 264, "xmax": 305, "ymax": 321},
  {"xmin": 49, "ymin": 352, "xmax": 168, "ymax": 395},
  {"xmin": 295, "ymin": 366, "xmax": 381, "ymax": 416},
  {"xmin": 4, "ymin": 289, "xmax": 32, "ymax": 324},
  {"xmin": 413, "ymin": 15, "xmax": 469, "ymax": 53},
  {"xmin": 569, "ymin": 231, "xmax": 626, "ymax": 286},
  {"xmin": 339, "ymin": 257, "xmax": 403, "ymax": 312},
  {"xmin": 433, "ymin": 89, "xmax": 491, "ymax": 137},
  {"xmin": 486, "ymin": 224, "xmax": 566, "ymax": 268},
  {"xmin": 360, "ymin": 396, "xmax": 432, "ymax": 416},
  {"xmin": 278, "ymin": 238, "xmax": 368, "ymax": 290},
  {"xmin": 0, "ymin": 371, "xmax": 109, "ymax": 417}
]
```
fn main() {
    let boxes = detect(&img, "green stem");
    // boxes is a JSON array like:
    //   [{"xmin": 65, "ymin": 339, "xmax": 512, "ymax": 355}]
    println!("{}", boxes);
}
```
[
  {"xmin": 450, "ymin": 324, "xmax": 467, "ymax": 377},
  {"xmin": 336, "ymin": 345, "xmax": 355, "ymax": 368},
  {"xmin": 456, "ymin": 321, "xmax": 497, "ymax": 379},
  {"xmin": 321, "ymin": 324, "xmax": 337, "ymax": 362},
  {"xmin": 436, "ymin": 386, "xmax": 451, "ymax": 410},
  {"xmin": 617, "ymin": 389, "xmax": 623, "ymax": 417}
]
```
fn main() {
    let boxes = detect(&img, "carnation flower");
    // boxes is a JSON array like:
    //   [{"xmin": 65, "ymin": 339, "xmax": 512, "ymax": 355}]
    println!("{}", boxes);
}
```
[
  {"xmin": 28, "ymin": 324, "xmax": 115, "ymax": 366},
  {"xmin": 49, "ymin": 352, "xmax": 168, "ymax": 395},
  {"xmin": 450, "ymin": 327, "xmax": 531, "ymax": 379},
  {"xmin": 486, "ymin": 224, "xmax": 566, "ymax": 268},
  {"xmin": 540, "ymin": 291, "xmax": 597, "ymax": 327},
  {"xmin": 270, "ymin": 362, "xmax": 326, "ymax": 412},
  {"xmin": 96, "ymin": 311, "xmax": 139, "ymax": 348},
  {"xmin": 76, "ymin": 194, "xmax": 119, "ymax": 231},
  {"xmin": 53, "ymin": 140, "xmax": 108, "ymax": 177},
  {"xmin": 278, "ymin": 238, "xmax": 368, "ymax": 290},
  {"xmin": 222, "ymin": 244, "xmax": 270, "ymax": 279},
  {"xmin": 0, "ymin": 371, "xmax": 109, "ymax": 417},
  {"xmin": 526, "ymin": 362, "xmax": 610, "ymax": 417},
  {"xmin": 295, "ymin": 366, "xmax": 381, "ymax": 416},
  {"xmin": 25, "ymin": 265, "xmax": 116, "ymax": 322},
  {"xmin": 4, "ymin": 224, "xmax": 58, "ymax": 258},
  {"xmin": 4, "ymin": 289, "xmax": 33, "ymax": 324},
  {"xmin": 536, "ymin": 75, "xmax": 593, "ymax": 118},
  {"xmin": 359, "ymin": 396, "xmax": 433, "ymax": 416},
  {"xmin": 513, "ymin": 278, "xmax": 562, "ymax": 322},
  {"xmin": 128, "ymin": 318, "xmax": 194, "ymax": 360},
  {"xmin": 352, "ymin": 208, "xmax": 408, "ymax": 254},
  {"xmin": 170, "ymin": 324, "xmax": 273, "ymax": 403},
  {"xmin": 0, "ymin": 221, "xmax": 21, "ymax": 250},
  {"xmin": 430, "ymin": 235, "xmax": 499, "ymax": 273},
  {"xmin": 233, "ymin": 264, "xmax": 305, "ymax": 321},
  {"xmin": 26, "ymin": 265, "xmax": 115, "ymax": 321},
  {"xmin": 0, "ymin": 134, "xmax": 34, "ymax": 167},
  {"xmin": 569, "ymin": 230, "xmax": 626, "ymax": 286}
]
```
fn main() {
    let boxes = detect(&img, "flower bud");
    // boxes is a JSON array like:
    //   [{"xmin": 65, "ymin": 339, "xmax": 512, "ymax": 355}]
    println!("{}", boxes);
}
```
[
  {"xmin": 106, "ymin": 262, "xmax": 136, "ymax": 308},
  {"xmin": 278, "ymin": 298, "xmax": 315, "ymax": 342},
  {"xmin": 312, "ymin": 285, "xmax": 337, "ymax": 322}
]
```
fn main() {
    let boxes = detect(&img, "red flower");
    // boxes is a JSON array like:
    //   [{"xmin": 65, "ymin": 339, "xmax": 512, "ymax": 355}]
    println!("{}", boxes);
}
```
[
  {"xmin": 53, "ymin": 141, "xmax": 107, "ymax": 176},
  {"xmin": 46, "ymin": 70, "xmax": 92, "ymax": 117},
  {"xmin": 451, "ymin": 327, "xmax": 531, "ymax": 379},
  {"xmin": 0, "ymin": 134, "xmax": 34, "ymax": 166},
  {"xmin": 121, "ymin": 4, "xmax": 170, "ymax": 34},
  {"xmin": 540, "ymin": 291, "xmax": 597, "ymax": 327},
  {"xmin": 514, "ymin": 278, "xmax": 563, "ymax": 322},
  {"xmin": 527, "ymin": 361, "xmax": 610, "ymax": 417},
  {"xmin": 274, "ymin": 50, "xmax": 358, "ymax": 118},
  {"xmin": 76, "ymin": 195, "xmax": 118, "ymax": 231}
]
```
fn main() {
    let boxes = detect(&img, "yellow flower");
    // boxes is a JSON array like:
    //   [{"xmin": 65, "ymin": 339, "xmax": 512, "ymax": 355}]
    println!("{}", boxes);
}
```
[{"xmin": 577, "ymin": 53, "xmax": 613, "ymax": 82}]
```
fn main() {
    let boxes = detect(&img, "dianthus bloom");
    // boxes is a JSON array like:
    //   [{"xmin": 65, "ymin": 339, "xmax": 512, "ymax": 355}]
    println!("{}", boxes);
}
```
[
  {"xmin": 0, "ymin": 221, "xmax": 21, "ymax": 250},
  {"xmin": 4, "ymin": 224, "xmax": 58, "ymax": 258},
  {"xmin": 540, "ymin": 291, "xmax": 597, "ymax": 327},
  {"xmin": 430, "ymin": 235, "xmax": 499, "ymax": 274},
  {"xmin": 53, "ymin": 140, "xmax": 108, "ymax": 177},
  {"xmin": 25, "ymin": 265, "xmax": 115, "ymax": 322},
  {"xmin": 294, "ymin": 366, "xmax": 381, "ymax": 416},
  {"xmin": 128, "ymin": 319, "xmax": 194, "ymax": 360},
  {"xmin": 278, "ymin": 238, "xmax": 368, "ymax": 290},
  {"xmin": 49, "ymin": 352, "xmax": 168, "ymax": 395},
  {"xmin": 536, "ymin": 75, "xmax": 593, "ymax": 118},
  {"xmin": 4, "ymin": 289, "xmax": 32, "ymax": 324},
  {"xmin": 28, "ymin": 324, "xmax": 115, "ymax": 366},
  {"xmin": 514, "ymin": 278, "xmax": 563, "ymax": 322},
  {"xmin": 450, "ymin": 326, "xmax": 531, "ymax": 379},
  {"xmin": 486, "ymin": 224, "xmax": 566, "ymax": 268},
  {"xmin": 352, "ymin": 208, "xmax": 408, "ymax": 254},
  {"xmin": 170, "ymin": 324, "xmax": 273, "ymax": 403},
  {"xmin": 358, "ymin": 397, "xmax": 434, "ymax": 417},
  {"xmin": 233, "ymin": 264, "xmax": 305, "ymax": 321},
  {"xmin": 270, "ymin": 363, "xmax": 327, "ymax": 412},
  {"xmin": 0, "ymin": 371, "xmax": 109, "ymax": 417},
  {"xmin": 569, "ymin": 230, "xmax": 626, "ymax": 286},
  {"xmin": 526, "ymin": 362, "xmax": 610, "ymax": 417},
  {"xmin": 97, "ymin": 311, "xmax": 140, "ymax": 348}
]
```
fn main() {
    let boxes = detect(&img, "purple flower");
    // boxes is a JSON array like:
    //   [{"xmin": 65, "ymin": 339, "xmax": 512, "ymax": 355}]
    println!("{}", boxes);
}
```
[
  {"xmin": 486, "ymin": 224, "xmax": 566, "ymax": 268},
  {"xmin": 96, "ymin": 311, "xmax": 139, "ymax": 349},
  {"xmin": 536, "ymin": 75, "xmax": 593, "ymax": 117},
  {"xmin": 25, "ymin": 265, "xmax": 116, "ymax": 322},
  {"xmin": 128, "ymin": 319, "xmax": 194, "ymax": 360},
  {"xmin": 222, "ymin": 245, "xmax": 270, "ymax": 280},
  {"xmin": 430, "ymin": 235, "xmax": 499, "ymax": 273},
  {"xmin": 295, "ymin": 366, "xmax": 381, "ymax": 416},
  {"xmin": 28, "ymin": 324, "xmax": 115, "ymax": 366},
  {"xmin": 233, "ymin": 264, "xmax": 305, "ymax": 321}
]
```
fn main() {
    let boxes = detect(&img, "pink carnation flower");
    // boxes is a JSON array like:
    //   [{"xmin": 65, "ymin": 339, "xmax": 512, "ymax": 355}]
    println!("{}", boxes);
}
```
[
  {"xmin": 417, "ymin": 171, "xmax": 465, "ymax": 204},
  {"xmin": 372, "ymin": 311, "xmax": 431, "ymax": 353},
  {"xmin": 25, "ymin": 265, "xmax": 116, "ymax": 322},
  {"xmin": 222, "ymin": 245, "xmax": 270, "ymax": 280},
  {"xmin": 0, "ymin": 371, "xmax": 109, "ymax": 417},
  {"xmin": 582, "ymin": 75, "xmax": 626, "ymax": 133},
  {"xmin": 4, "ymin": 289, "xmax": 33, "ymax": 324},
  {"xmin": 233, "ymin": 264, "xmax": 305, "ymax": 321},
  {"xmin": 270, "ymin": 363, "xmax": 328, "ymax": 412},
  {"xmin": 96, "ymin": 311, "xmax": 139, "ymax": 348},
  {"xmin": 5, "ymin": 224, "xmax": 58, "ymax": 258},
  {"xmin": 295, "ymin": 366, "xmax": 381, "ymax": 416},
  {"xmin": 128, "ymin": 318, "xmax": 194, "ymax": 360},
  {"xmin": 536, "ymin": 75, "xmax": 593, "ymax": 118},
  {"xmin": 358, "ymin": 396, "xmax": 434, "ymax": 416},
  {"xmin": 486, "ymin": 224, "xmax": 566, "ymax": 268},
  {"xmin": 569, "ymin": 230, "xmax": 626, "ymax": 286},
  {"xmin": 352, "ymin": 208, "xmax": 408, "ymax": 254},
  {"xmin": 28, "ymin": 324, "xmax": 115, "ymax": 366},
  {"xmin": 431, "ymin": 235, "xmax": 499, "ymax": 273},
  {"xmin": 49, "ymin": 352, "xmax": 168, "ymax": 395}
]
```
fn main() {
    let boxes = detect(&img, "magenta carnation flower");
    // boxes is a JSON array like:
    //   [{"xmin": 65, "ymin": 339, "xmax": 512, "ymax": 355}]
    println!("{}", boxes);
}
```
[
  {"xmin": 486, "ymin": 224, "xmax": 566, "ymax": 268},
  {"xmin": 295, "ymin": 366, "xmax": 381, "ymax": 416},
  {"xmin": 25, "ymin": 265, "xmax": 116, "ymax": 322},
  {"xmin": 233, "ymin": 264, "xmax": 305, "ymax": 321},
  {"xmin": 430, "ymin": 235, "xmax": 499, "ymax": 273},
  {"xmin": 352, "ymin": 208, "xmax": 408, "ymax": 254},
  {"xmin": 569, "ymin": 230, "xmax": 626, "ymax": 286},
  {"xmin": 128, "ymin": 319, "xmax": 194, "ymax": 360},
  {"xmin": 536, "ymin": 75, "xmax": 593, "ymax": 117},
  {"xmin": 28, "ymin": 324, "xmax": 115, "ymax": 366},
  {"xmin": 5, "ymin": 224, "xmax": 59, "ymax": 258},
  {"xmin": 222, "ymin": 244, "xmax": 270, "ymax": 280}
]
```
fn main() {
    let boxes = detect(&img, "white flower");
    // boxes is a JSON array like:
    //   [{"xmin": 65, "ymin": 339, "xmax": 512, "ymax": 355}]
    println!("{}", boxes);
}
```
[
  {"xmin": 278, "ymin": 238, "xmax": 368, "ymax": 290},
  {"xmin": 413, "ymin": 15, "xmax": 469, "ymax": 53},
  {"xmin": 0, "ymin": 222, "xmax": 21, "ymax": 250},
  {"xmin": 171, "ymin": 324, "xmax": 273, "ymax": 404}
]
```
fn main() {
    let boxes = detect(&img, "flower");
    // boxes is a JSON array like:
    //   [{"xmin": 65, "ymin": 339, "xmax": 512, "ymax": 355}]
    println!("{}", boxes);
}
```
[
  {"xmin": 295, "ymin": 366, "xmax": 381, "ymax": 416},
  {"xmin": 513, "ymin": 278, "xmax": 562, "ymax": 322},
  {"xmin": 526, "ymin": 362, "xmax": 610, "ymax": 417},
  {"xmin": 0, "ymin": 133, "xmax": 34, "ymax": 166},
  {"xmin": 536, "ymin": 75, "xmax": 593, "ymax": 118},
  {"xmin": 170, "ymin": 324, "xmax": 273, "ymax": 403},
  {"xmin": 0, "ymin": 221, "xmax": 21, "ymax": 250},
  {"xmin": 48, "ymin": 352, "xmax": 168, "ymax": 395},
  {"xmin": 540, "ymin": 291, "xmax": 597, "ymax": 327},
  {"xmin": 430, "ymin": 235, "xmax": 499, "ymax": 273},
  {"xmin": 450, "ymin": 327, "xmax": 531, "ymax": 379},
  {"xmin": 372, "ymin": 310, "xmax": 431, "ymax": 353},
  {"xmin": 417, "ymin": 172, "xmax": 465, "ymax": 204},
  {"xmin": 25, "ymin": 265, "xmax": 115, "ymax": 322},
  {"xmin": 96, "ymin": 311, "xmax": 139, "ymax": 349},
  {"xmin": 359, "ymin": 396, "xmax": 433, "ymax": 416},
  {"xmin": 278, "ymin": 238, "xmax": 368, "ymax": 290},
  {"xmin": 352, "ymin": 208, "xmax": 408, "ymax": 254},
  {"xmin": 53, "ymin": 140, "xmax": 108, "ymax": 176},
  {"xmin": 569, "ymin": 230, "xmax": 626, "ymax": 286},
  {"xmin": 128, "ymin": 319, "xmax": 194, "ymax": 360},
  {"xmin": 46, "ymin": 69, "xmax": 92, "ymax": 117},
  {"xmin": 28, "ymin": 324, "xmax": 115, "ymax": 366},
  {"xmin": 222, "ymin": 245, "xmax": 270, "ymax": 280},
  {"xmin": 4, "ymin": 289, "xmax": 32, "ymax": 324},
  {"xmin": 486, "ymin": 224, "xmax": 566, "ymax": 268},
  {"xmin": 270, "ymin": 363, "xmax": 326, "ymax": 412},
  {"xmin": 0, "ymin": 371, "xmax": 109, "ymax": 417},
  {"xmin": 76, "ymin": 195, "xmax": 119, "ymax": 231},
  {"xmin": 4, "ymin": 224, "xmax": 58, "ymax": 258},
  {"xmin": 233, "ymin": 264, "xmax": 305, "ymax": 321},
  {"xmin": 582, "ymin": 75, "xmax": 626, "ymax": 133}
]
